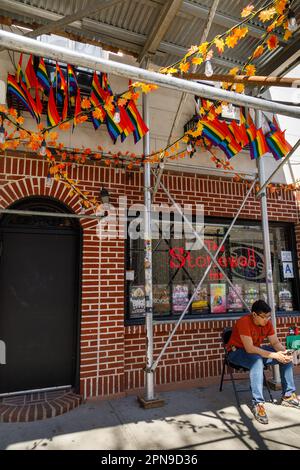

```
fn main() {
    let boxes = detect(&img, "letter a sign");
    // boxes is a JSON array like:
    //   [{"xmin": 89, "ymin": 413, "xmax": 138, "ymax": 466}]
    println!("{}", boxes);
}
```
[{"xmin": 283, "ymin": 262, "xmax": 294, "ymax": 279}]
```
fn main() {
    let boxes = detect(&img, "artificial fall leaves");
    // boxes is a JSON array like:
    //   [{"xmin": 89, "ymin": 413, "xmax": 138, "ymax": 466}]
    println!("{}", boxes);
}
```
[{"xmin": 160, "ymin": 0, "xmax": 294, "ymax": 89}]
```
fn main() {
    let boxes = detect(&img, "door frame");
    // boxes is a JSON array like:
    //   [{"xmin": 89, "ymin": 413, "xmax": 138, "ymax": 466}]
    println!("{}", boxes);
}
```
[{"xmin": 0, "ymin": 196, "xmax": 83, "ymax": 394}]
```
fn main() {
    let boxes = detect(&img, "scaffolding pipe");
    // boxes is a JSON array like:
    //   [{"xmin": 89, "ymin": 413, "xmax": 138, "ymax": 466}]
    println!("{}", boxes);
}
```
[
  {"xmin": 256, "ymin": 109, "xmax": 281, "ymax": 385},
  {"xmin": 0, "ymin": 30, "xmax": 300, "ymax": 118},
  {"xmin": 152, "ymin": 0, "xmax": 220, "ymax": 198},
  {"xmin": 0, "ymin": 208, "xmax": 100, "ymax": 220},
  {"xmin": 151, "ymin": 178, "xmax": 257, "ymax": 371},
  {"xmin": 143, "ymin": 92, "xmax": 155, "ymax": 400},
  {"xmin": 256, "ymin": 138, "xmax": 300, "ymax": 198}
]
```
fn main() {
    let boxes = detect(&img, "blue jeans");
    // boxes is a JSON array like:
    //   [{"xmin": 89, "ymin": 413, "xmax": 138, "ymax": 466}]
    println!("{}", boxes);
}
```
[{"xmin": 228, "ymin": 346, "xmax": 296, "ymax": 404}]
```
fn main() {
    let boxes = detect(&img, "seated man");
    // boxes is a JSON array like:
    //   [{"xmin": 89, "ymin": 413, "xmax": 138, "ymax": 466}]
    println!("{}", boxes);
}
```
[{"xmin": 227, "ymin": 299, "xmax": 300, "ymax": 424}]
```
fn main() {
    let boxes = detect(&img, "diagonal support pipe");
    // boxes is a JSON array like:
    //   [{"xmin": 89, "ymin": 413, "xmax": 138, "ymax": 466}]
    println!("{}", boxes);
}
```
[{"xmin": 150, "ymin": 173, "xmax": 257, "ymax": 371}]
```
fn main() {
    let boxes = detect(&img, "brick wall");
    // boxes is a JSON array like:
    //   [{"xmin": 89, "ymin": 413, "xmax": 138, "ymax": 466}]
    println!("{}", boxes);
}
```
[{"xmin": 0, "ymin": 151, "xmax": 299, "ymax": 398}]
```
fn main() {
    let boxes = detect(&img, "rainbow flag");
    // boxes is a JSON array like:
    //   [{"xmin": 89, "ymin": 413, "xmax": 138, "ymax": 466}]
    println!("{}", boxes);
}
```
[
  {"xmin": 16, "ymin": 53, "xmax": 23, "ymax": 83},
  {"xmin": 53, "ymin": 63, "xmax": 66, "ymax": 105},
  {"xmin": 247, "ymin": 127, "xmax": 268, "ymax": 159},
  {"xmin": 90, "ymin": 73, "xmax": 107, "ymax": 129},
  {"xmin": 25, "ymin": 54, "xmax": 37, "ymax": 89},
  {"xmin": 37, "ymin": 58, "xmax": 50, "ymax": 94},
  {"xmin": 105, "ymin": 107, "xmax": 124, "ymax": 143},
  {"xmin": 119, "ymin": 106, "xmax": 135, "ymax": 142},
  {"xmin": 67, "ymin": 64, "xmax": 78, "ymax": 96},
  {"xmin": 266, "ymin": 129, "xmax": 292, "ymax": 160},
  {"xmin": 73, "ymin": 88, "xmax": 82, "ymax": 127},
  {"xmin": 101, "ymin": 72, "xmax": 113, "ymax": 96},
  {"xmin": 7, "ymin": 73, "xmax": 38, "ymax": 120},
  {"xmin": 228, "ymin": 120, "xmax": 249, "ymax": 147},
  {"xmin": 126, "ymin": 100, "xmax": 149, "ymax": 143},
  {"xmin": 62, "ymin": 92, "xmax": 68, "ymax": 121},
  {"xmin": 90, "ymin": 92, "xmax": 105, "ymax": 130},
  {"xmin": 220, "ymin": 139, "xmax": 242, "ymax": 159},
  {"xmin": 200, "ymin": 119, "xmax": 227, "ymax": 147},
  {"xmin": 91, "ymin": 71, "xmax": 109, "ymax": 102},
  {"xmin": 19, "ymin": 78, "xmax": 41, "ymax": 123},
  {"xmin": 47, "ymin": 86, "xmax": 61, "ymax": 127}
]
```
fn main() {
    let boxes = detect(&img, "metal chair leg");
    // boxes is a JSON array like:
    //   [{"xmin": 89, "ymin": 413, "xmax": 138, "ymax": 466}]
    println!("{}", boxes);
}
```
[
  {"xmin": 263, "ymin": 371, "xmax": 274, "ymax": 403},
  {"xmin": 219, "ymin": 360, "xmax": 226, "ymax": 392},
  {"xmin": 229, "ymin": 367, "xmax": 241, "ymax": 408}
]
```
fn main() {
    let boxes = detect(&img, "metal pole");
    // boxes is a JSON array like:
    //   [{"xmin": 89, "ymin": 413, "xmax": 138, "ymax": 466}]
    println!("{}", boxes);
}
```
[
  {"xmin": 256, "ymin": 109, "xmax": 281, "ymax": 386},
  {"xmin": 1, "ymin": 30, "xmax": 300, "ymax": 118},
  {"xmin": 256, "ymin": 138, "xmax": 300, "ymax": 198},
  {"xmin": 143, "ymin": 92, "xmax": 155, "ymax": 401},
  {"xmin": 0, "ymin": 208, "xmax": 101, "ymax": 220},
  {"xmin": 151, "ymin": 178, "xmax": 257, "ymax": 371}
]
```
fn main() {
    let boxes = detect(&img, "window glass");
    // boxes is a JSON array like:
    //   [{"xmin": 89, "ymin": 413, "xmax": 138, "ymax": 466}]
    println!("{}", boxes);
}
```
[{"xmin": 126, "ymin": 221, "xmax": 297, "ymax": 320}]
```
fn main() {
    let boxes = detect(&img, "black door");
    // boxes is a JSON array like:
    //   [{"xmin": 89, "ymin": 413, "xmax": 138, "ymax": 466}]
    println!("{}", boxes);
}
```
[{"xmin": 0, "ymin": 198, "xmax": 80, "ymax": 394}]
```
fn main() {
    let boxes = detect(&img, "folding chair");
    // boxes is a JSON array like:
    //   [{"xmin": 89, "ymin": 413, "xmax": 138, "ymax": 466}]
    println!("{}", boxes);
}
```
[{"xmin": 219, "ymin": 327, "xmax": 274, "ymax": 407}]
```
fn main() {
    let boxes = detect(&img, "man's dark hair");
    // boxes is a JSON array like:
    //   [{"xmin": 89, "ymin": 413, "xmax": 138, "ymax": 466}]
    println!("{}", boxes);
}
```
[{"xmin": 251, "ymin": 299, "xmax": 271, "ymax": 315}]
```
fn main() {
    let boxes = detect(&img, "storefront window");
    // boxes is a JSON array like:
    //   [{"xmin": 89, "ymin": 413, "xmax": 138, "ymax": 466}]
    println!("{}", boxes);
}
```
[{"xmin": 126, "ymin": 220, "xmax": 299, "ymax": 321}]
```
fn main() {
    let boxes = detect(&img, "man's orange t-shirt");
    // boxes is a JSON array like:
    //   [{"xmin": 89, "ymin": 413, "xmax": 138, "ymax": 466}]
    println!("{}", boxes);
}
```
[{"xmin": 226, "ymin": 314, "xmax": 275, "ymax": 351}]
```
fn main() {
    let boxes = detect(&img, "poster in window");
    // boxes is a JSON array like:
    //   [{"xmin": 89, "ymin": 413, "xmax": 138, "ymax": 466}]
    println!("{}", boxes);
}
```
[
  {"xmin": 227, "ymin": 284, "xmax": 243, "ymax": 311},
  {"xmin": 279, "ymin": 286, "xmax": 293, "ymax": 311},
  {"xmin": 153, "ymin": 284, "xmax": 170, "ymax": 314},
  {"xmin": 192, "ymin": 286, "xmax": 209, "ymax": 312},
  {"xmin": 210, "ymin": 284, "xmax": 226, "ymax": 313},
  {"xmin": 244, "ymin": 285, "xmax": 259, "ymax": 307},
  {"xmin": 172, "ymin": 284, "xmax": 189, "ymax": 314},
  {"xmin": 129, "ymin": 285, "xmax": 146, "ymax": 317}
]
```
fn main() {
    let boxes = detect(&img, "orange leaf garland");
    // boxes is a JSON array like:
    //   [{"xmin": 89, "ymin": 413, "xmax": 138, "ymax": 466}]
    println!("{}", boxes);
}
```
[
  {"xmin": 259, "ymin": 8, "xmax": 276, "ymax": 22},
  {"xmin": 241, "ymin": 4, "xmax": 254, "ymax": 18},
  {"xmin": 81, "ymin": 98, "xmax": 91, "ymax": 109},
  {"xmin": 179, "ymin": 61, "xmax": 190, "ymax": 73},
  {"xmin": 267, "ymin": 34, "xmax": 279, "ymax": 50},
  {"xmin": 245, "ymin": 64, "xmax": 256, "ymax": 76},
  {"xmin": 225, "ymin": 33, "xmax": 239, "ymax": 49},
  {"xmin": 191, "ymin": 57, "xmax": 203, "ymax": 65},
  {"xmin": 253, "ymin": 45, "xmax": 264, "ymax": 58},
  {"xmin": 214, "ymin": 37, "xmax": 225, "ymax": 54},
  {"xmin": 283, "ymin": 29, "xmax": 292, "ymax": 41}
]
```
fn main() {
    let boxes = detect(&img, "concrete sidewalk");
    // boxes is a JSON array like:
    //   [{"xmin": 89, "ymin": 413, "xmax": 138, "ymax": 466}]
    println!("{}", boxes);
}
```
[{"xmin": 1, "ymin": 375, "xmax": 300, "ymax": 450}]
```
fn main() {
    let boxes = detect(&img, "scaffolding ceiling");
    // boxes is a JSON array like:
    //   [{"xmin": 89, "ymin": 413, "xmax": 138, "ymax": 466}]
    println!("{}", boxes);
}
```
[{"xmin": 0, "ymin": 0, "xmax": 299, "ymax": 77}]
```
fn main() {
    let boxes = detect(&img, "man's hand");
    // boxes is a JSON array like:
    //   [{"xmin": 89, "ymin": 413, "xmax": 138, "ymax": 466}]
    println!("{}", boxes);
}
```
[{"xmin": 271, "ymin": 351, "xmax": 293, "ymax": 363}]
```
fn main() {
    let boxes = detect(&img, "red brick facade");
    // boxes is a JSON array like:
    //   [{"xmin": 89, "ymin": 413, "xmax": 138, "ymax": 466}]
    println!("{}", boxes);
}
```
[{"xmin": 0, "ymin": 151, "xmax": 299, "ymax": 398}]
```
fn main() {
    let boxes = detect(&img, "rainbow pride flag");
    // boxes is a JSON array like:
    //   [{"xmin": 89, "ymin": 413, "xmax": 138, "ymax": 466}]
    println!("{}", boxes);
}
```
[
  {"xmin": 105, "ymin": 107, "xmax": 124, "ymax": 143},
  {"xmin": 126, "ymin": 100, "xmax": 149, "ymax": 143},
  {"xmin": 25, "ymin": 54, "xmax": 37, "ymax": 89},
  {"xmin": 47, "ymin": 86, "xmax": 61, "ymax": 127},
  {"xmin": 7, "ymin": 73, "xmax": 38, "ymax": 120},
  {"xmin": 119, "ymin": 106, "xmax": 135, "ymax": 142},
  {"xmin": 37, "ymin": 58, "xmax": 50, "ymax": 94},
  {"xmin": 67, "ymin": 64, "xmax": 78, "ymax": 96},
  {"xmin": 228, "ymin": 120, "xmax": 248, "ymax": 148},
  {"xmin": 266, "ymin": 129, "xmax": 292, "ymax": 160},
  {"xmin": 16, "ymin": 53, "xmax": 23, "ymax": 84},
  {"xmin": 247, "ymin": 127, "xmax": 268, "ymax": 159}
]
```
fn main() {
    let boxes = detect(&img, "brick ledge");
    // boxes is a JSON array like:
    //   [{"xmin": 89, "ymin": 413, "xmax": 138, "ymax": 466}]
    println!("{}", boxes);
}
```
[{"xmin": 0, "ymin": 389, "xmax": 82, "ymax": 422}]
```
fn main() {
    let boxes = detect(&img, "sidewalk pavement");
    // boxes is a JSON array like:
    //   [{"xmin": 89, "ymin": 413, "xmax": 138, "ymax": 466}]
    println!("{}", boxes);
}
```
[{"xmin": 1, "ymin": 374, "xmax": 300, "ymax": 450}]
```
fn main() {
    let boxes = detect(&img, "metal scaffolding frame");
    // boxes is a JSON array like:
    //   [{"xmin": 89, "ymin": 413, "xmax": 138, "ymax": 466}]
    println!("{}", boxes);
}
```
[{"xmin": 0, "ymin": 30, "xmax": 299, "ymax": 402}]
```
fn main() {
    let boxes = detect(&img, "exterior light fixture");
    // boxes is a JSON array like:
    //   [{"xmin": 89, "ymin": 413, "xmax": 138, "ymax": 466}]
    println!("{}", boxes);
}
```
[
  {"xmin": 113, "ymin": 106, "xmax": 121, "ymax": 124},
  {"xmin": 45, "ymin": 172, "xmax": 52, "ymax": 188},
  {"xmin": 204, "ymin": 59, "xmax": 214, "ymax": 78},
  {"xmin": 40, "ymin": 139, "xmax": 47, "ymax": 156},
  {"xmin": 288, "ymin": 9, "xmax": 298, "ymax": 31},
  {"xmin": 0, "ymin": 124, "xmax": 5, "ymax": 144},
  {"xmin": 100, "ymin": 187, "xmax": 110, "ymax": 204}
]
